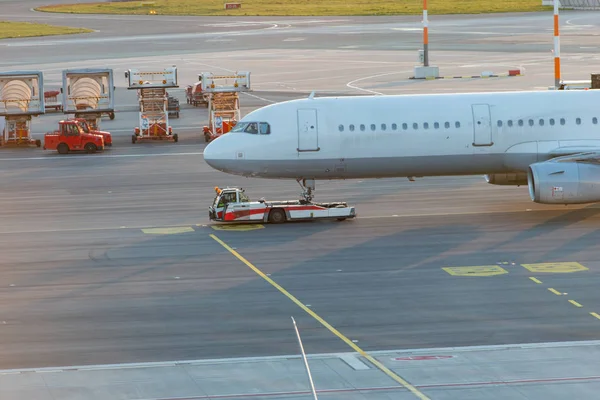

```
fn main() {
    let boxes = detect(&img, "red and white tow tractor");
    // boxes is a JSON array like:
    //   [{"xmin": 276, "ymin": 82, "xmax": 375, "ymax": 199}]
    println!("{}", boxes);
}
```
[{"xmin": 208, "ymin": 185, "xmax": 356, "ymax": 224}]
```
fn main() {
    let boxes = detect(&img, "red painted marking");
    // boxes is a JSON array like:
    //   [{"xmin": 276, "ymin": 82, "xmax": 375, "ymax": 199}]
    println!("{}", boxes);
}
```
[
  {"xmin": 393, "ymin": 355, "xmax": 454, "ymax": 361},
  {"xmin": 224, "ymin": 205, "xmax": 328, "ymax": 221}
]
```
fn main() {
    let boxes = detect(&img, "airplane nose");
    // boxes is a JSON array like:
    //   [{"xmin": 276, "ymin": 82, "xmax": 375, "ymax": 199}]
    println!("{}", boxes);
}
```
[{"xmin": 203, "ymin": 137, "xmax": 231, "ymax": 172}]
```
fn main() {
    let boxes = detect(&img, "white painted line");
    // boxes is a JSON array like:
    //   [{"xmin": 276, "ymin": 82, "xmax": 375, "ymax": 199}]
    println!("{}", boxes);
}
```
[
  {"xmin": 241, "ymin": 92, "xmax": 276, "ymax": 104},
  {"xmin": 346, "ymin": 70, "xmax": 413, "ymax": 95},
  {"xmin": 340, "ymin": 354, "xmax": 371, "ymax": 370},
  {"xmin": 0, "ymin": 152, "xmax": 203, "ymax": 161}
]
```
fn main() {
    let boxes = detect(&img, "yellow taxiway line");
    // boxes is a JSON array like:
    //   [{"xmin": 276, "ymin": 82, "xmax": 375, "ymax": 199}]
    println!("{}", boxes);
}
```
[{"xmin": 210, "ymin": 233, "xmax": 430, "ymax": 400}]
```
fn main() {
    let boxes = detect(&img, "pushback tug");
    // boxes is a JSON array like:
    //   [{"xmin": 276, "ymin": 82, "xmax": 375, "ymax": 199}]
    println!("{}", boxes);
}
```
[{"xmin": 209, "ymin": 183, "xmax": 356, "ymax": 224}]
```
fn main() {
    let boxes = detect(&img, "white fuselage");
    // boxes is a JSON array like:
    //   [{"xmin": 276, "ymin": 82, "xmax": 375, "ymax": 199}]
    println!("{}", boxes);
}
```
[{"xmin": 203, "ymin": 89, "xmax": 600, "ymax": 180}]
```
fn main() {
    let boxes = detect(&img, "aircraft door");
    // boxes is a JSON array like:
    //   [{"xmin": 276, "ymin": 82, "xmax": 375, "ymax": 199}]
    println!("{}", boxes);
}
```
[
  {"xmin": 472, "ymin": 104, "xmax": 493, "ymax": 147},
  {"xmin": 297, "ymin": 109, "xmax": 320, "ymax": 152}
]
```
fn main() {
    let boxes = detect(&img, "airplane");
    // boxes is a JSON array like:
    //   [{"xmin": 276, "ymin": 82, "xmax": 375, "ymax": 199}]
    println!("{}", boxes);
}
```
[{"xmin": 203, "ymin": 89, "xmax": 600, "ymax": 205}]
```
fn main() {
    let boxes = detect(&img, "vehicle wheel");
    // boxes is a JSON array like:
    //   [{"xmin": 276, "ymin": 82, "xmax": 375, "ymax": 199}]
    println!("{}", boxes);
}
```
[
  {"xmin": 109, "ymin": 112, "xmax": 115, "ymax": 120},
  {"xmin": 57, "ymin": 143, "xmax": 69, "ymax": 154},
  {"xmin": 35, "ymin": 139, "xmax": 41, "ymax": 148},
  {"xmin": 85, "ymin": 143, "xmax": 97, "ymax": 154},
  {"xmin": 173, "ymin": 133, "xmax": 178, "ymax": 143},
  {"xmin": 268, "ymin": 208, "xmax": 286, "ymax": 224},
  {"xmin": 132, "ymin": 135, "xmax": 137, "ymax": 144}
]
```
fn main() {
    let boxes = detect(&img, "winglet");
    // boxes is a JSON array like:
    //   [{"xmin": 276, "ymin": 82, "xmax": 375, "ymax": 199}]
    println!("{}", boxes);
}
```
[{"xmin": 308, "ymin": 91, "xmax": 316, "ymax": 99}]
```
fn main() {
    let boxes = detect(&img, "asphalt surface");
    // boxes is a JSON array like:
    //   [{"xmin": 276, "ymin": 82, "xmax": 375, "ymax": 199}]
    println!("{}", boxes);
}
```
[{"xmin": 1, "ymin": 0, "xmax": 600, "ymax": 382}]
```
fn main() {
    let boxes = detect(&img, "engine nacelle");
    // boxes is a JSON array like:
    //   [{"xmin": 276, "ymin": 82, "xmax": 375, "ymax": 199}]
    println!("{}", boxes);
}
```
[
  {"xmin": 485, "ymin": 173, "xmax": 528, "ymax": 186},
  {"xmin": 528, "ymin": 159, "xmax": 600, "ymax": 204}
]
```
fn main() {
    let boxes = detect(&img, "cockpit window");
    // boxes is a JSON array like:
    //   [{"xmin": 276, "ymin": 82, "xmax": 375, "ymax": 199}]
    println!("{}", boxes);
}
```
[
  {"xmin": 245, "ymin": 123, "xmax": 259, "ymax": 134},
  {"xmin": 259, "ymin": 122, "xmax": 270, "ymax": 135},
  {"xmin": 230, "ymin": 121, "xmax": 271, "ymax": 135},
  {"xmin": 230, "ymin": 122, "xmax": 248, "ymax": 133}
]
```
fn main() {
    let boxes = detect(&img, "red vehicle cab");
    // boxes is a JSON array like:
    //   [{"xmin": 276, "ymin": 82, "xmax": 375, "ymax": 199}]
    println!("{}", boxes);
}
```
[
  {"xmin": 73, "ymin": 118, "xmax": 112, "ymax": 147},
  {"xmin": 43, "ymin": 120, "xmax": 105, "ymax": 154}
]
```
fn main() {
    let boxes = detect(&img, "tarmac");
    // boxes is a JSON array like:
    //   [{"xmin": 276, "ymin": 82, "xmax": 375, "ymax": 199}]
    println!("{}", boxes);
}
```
[{"xmin": 1, "ymin": 2, "xmax": 600, "ymax": 399}]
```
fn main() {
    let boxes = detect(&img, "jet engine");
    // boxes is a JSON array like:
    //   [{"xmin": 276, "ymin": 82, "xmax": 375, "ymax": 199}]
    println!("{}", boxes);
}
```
[
  {"xmin": 485, "ymin": 173, "xmax": 528, "ymax": 186},
  {"xmin": 528, "ymin": 154, "xmax": 600, "ymax": 204}
]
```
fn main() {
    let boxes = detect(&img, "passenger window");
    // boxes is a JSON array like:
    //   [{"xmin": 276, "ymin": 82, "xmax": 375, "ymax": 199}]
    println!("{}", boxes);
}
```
[
  {"xmin": 392, "ymin": 123, "xmax": 397, "ymax": 130},
  {"xmin": 594, "ymin": 117, "xmax": 598, "ymax": 125},
  {"xmin": 455, "ymin": 121, "xmax": 460, "ymax": 128},
  {"xmin": 349, "ymin": 124, "xmax": 355, "ymax": 131},
  {"xmin": 560, "ymin": 118, "xmax": 566, "ymax": 125},
  {"xmin": 338, "ymin": 124, "xmax": 344, "ymax": 132},
  {"xmin": 381, "ymin": 124, "xmax": 386, "ymax": 131},
  {"xmin": 508, "ymin": 120, "xmax": 513, "ymax": 127},
  {"xmin": 402, "ymin": 123, "xmax": 408, "ymax": 130},
  {"xmin": 423, "ymin": 122, "xmax": 429, "ymax": 130},
  {"xmin": 360, "ymin": 124, "xmax": 365, "ymax": 131},
  {"xmin": 259, "ymin": 122, "xmax": 270, "ymax": 134},
  {"xmin": 539, "ymin": 119, "xmax": 544, "ymax": 126},
  {"xmin": 518, "ymin": 120, "xmax": 523, "ymax": 127},
  {"xmin": 576, "ymin": 117, "xmax": 581, "ymax": 125},
  {"xmin": 370, "ymin": 124, "xmax": 376, "ymax": 131},
  {"xmin": 444, "ymin": 122, "xmax": 450, "ymax": 129},
  {"xmin": 550, "ymin": 118, "xmax": 555, "ymax": 126},
  {"xmin": 497, "ymin": 120, "xmax": 503, "ymax": 127},
  {"xmin": 413, "ymin": 123, "xmax": 418, "ymax": 130},
  {"xmin": 245, "ymin": 122, "xmax": 259, "ymax": 134},
  {"xmin": 434, "ymin": 122, "xmax": 439, "ymax": 129},
  {"xmin": 528, "ymin": 119, "xmax": 534, "ymax": 127}
]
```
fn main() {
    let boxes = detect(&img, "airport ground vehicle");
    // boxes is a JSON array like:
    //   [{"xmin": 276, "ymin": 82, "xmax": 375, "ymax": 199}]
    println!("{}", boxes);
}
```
[
  {"xmin": 73, "ymin": 118, "xmax": 112, "ymax": 146},
  {"xmin": 208, "ymin": 187, "xmax": 356, "ymax": 223},
  {"xmin": 167, "ymin": 94, "xmax": 180, "ymax": 118},
  {"xmin": 126, "ymin": 67, "xmax": 179, "ymax": 143},
  {"xmin": 43, "ymin": 120, "xmax": 105, "ymax": 154},
  {"xmin": 185, "ymin": 81, "xmax": 208, "ymax": 107},
  {"xmin": 0, "ymin": 71, "xmax": 45, "ymax": 148},
  {"xmin": 44, "ymin": 90, "xmax": 62, "ymax": 111},
  {"xmin": 200, "ymin": 72, "xmax": 250, "ymax": 142}
]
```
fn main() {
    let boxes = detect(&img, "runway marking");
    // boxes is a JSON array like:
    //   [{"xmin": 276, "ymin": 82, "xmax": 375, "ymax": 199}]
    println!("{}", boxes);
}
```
[
  {"xmin": 209, "ymin": 233, "xmax": 430, "ymax": 400},
  {"xmin": 442, "ymin": 265, "xmax": 508, "ymax": 277},
  {"xmin": 591, "ymin": 313, "xmax": 600, "ymax": 321},
  {"xmin": 211, "ymin": 224, "xmax": 264, "ymax": 231},
  {"xmin": 529, "ymin": 277, "xmax": 543, "ymax": 284},
  {"xmin": 346, "ymin": 70, "xmax": 412, "ymax": 95},
  {"xmin": 569, "ymin": 300, "xmax": 583, "ymax": 308},
  {"xmin": 521, "ymin": 262, "xmax": 588, "ymax": 274},
  {"xmin": 141, "ymin": 227, "xmax": 195, "ymax": 234},
  {"xmin": 241, "ymin": 91, "xmax": 276, "ymax": 104},
  {"xmin": 548, "ymin": 288, "xmax": 563, "ymax": 296}
]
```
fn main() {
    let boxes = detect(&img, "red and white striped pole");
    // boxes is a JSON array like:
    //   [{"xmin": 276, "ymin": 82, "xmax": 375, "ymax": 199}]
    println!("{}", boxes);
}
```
[
  {"xmin": 423, "ymin": 0, "xmax": 429, "ymax": 67},
  {"xmin": 554, "ymin": 0, "xmax": 561, "ymax": 88}
]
